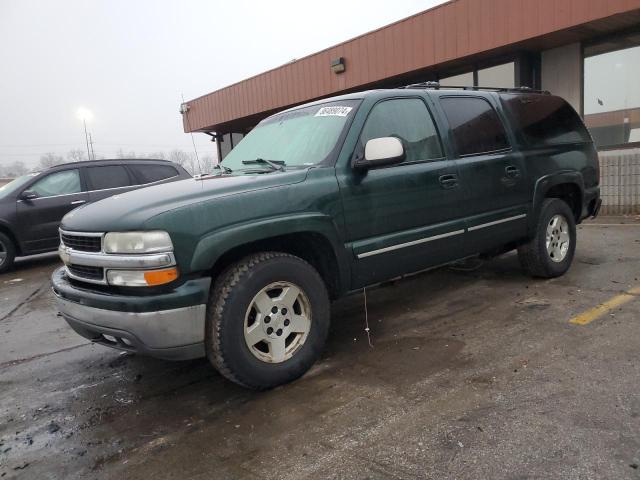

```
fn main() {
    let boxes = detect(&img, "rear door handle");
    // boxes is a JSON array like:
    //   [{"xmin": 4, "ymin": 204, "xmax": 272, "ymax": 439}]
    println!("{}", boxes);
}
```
[
  {"xmin": 505, "ymin": 166, "xmax": 520, "ymax": 178},
  {"xmin": 70, "ymin": 200, "xmax": 86, "ymax": 205},
  {"xmin": 439, "ymin": 174, "xmax": 458, "ymax": 189}
]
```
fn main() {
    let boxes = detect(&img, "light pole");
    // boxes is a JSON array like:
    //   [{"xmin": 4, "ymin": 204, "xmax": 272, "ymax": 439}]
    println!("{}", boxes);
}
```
[{"xmin": 77, "ymin": 107, "xmax": 94, "ymax": 160}]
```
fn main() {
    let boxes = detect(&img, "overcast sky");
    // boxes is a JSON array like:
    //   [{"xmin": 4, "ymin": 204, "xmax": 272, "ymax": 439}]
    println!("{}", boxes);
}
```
[{"xmin": 0, "ymin": 0, "xmax": 446, "ymax": 168}]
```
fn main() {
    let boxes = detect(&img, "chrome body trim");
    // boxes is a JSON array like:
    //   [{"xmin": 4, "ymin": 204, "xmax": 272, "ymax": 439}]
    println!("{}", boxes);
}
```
[
  {"xmin": 357, "ymin": 229, "xmax": 465, "ymax": 259},
  {"xmin": 467, "ymin": 214, "xmax": 527, "ymax": 232},
  {"xmin": 356, "ymin": 213, "xmax": 528, "ymax": 259},
  {"xmin": 59, "ymin": 246, "xmax": 175, "ymax": 269}
]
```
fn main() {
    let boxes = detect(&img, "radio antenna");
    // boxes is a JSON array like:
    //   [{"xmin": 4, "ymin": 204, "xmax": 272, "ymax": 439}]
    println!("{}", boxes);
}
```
[{"xmin": 181, "ymin": 93, "xmax": 203, "ymax": 175}]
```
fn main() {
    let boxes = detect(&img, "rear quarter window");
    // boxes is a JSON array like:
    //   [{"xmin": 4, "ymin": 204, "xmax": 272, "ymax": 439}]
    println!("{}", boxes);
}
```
[{"xmin": 501, "ymin": 94, "xmax": 592, "ymax": 147}]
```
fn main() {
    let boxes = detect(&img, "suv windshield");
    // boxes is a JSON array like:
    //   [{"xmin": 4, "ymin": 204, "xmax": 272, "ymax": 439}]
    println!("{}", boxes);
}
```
[
  {"xmin": 0, "ymin": 173, "xmax": 38, "ymax": 200},
  {"xmin": 222, "ymin": 100, "xmax": 360, "ymax": 171}
]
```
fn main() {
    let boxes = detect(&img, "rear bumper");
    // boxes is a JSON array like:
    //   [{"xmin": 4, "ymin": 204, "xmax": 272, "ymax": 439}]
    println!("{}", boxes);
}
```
[
  {"xmin": 582, "ymin": 186, "xmax": 601, "ymax": 220},
  {"xmin": 52, "ymin": 267, "xmax": 209, "ymax": 360}
]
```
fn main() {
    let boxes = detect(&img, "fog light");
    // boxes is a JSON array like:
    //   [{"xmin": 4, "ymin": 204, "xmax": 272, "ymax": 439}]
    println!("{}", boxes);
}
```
[{"xmin": 107, "ymin": 267, "xmax": 178, "ymax": 287}]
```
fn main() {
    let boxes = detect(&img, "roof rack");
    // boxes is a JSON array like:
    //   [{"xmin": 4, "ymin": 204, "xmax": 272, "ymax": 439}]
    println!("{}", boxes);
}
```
[{"xmin": 399, "ymin": 81, "xmax": 550, "ymax": 94}]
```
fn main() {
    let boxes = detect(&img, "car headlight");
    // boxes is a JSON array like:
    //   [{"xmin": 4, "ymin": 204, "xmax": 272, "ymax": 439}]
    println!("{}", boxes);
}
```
[{"xmin": 103, "ymin": 231, "xmax": 173, "ymax": 254}]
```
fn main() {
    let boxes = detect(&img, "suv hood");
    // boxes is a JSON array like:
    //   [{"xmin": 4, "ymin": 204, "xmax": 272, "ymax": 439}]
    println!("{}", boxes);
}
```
[{"xmin": 61, "ymin": 170, "xmax": 308, "ymax": 232}]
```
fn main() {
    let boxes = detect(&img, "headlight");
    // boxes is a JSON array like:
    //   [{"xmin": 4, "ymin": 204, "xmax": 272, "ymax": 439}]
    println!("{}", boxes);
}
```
[
  {"xmin": 104, "ymin": 231, "xmax": 173, "ymax": 254},
  {"xmin": 107, "ymin": 267, "xmax": 179, "ymax": 287}
]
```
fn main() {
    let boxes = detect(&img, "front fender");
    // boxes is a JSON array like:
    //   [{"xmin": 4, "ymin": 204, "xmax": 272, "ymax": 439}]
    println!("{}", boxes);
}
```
[{"xmin": 190, "ymin": 212, "xmax": 350, "ymax": 290}]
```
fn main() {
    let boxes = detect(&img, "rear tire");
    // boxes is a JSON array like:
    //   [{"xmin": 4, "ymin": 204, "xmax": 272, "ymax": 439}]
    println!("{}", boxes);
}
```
[
  {"xmin": 205, "ymin": 252, "xmax": 330, "ymax": 390},
  {"xmin": 518, "ymin": 198, "xmax": 576, "ymax": 278},
  {"xmin": 0, "ymin": 232, "xmax": 16, "ymax": 274}
]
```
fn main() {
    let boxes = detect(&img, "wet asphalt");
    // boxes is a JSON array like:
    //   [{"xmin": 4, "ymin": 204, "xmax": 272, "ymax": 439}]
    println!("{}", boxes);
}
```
[{"xmin": 0, "ymin": 219, "xmax": 639, "ymax": 479}]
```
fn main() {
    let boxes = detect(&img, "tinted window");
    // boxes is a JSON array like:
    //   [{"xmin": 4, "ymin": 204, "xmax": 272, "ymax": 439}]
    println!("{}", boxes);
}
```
[
  {"xmin": 129, "ymin": 164, "xmax": 178, "ymax": 184},
  {"xmin": 30, "ymin": 170, "xmax": 81, "ymax": 197},
  {"xmin": 441, "ymin": 97, "xmax": 509, "ymax": 156},
  {"xmin": 86, "ymin": 165, "xmax": 132, "ymax": 190},
  {"xmin": 502, "ymin": 94, "xmax": 591, "ymax": 147},
  {"xmin": 360, "ymin": 98, "xmax": 443, "ymax": 162}
]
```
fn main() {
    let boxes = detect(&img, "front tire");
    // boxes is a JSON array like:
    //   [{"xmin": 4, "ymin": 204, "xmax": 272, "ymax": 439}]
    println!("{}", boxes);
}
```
[
  {"xmin": 518, "ymin": 198, "xmax": 576, "ymax": 278},
  {"xmin": 0, "ymin": 232, "xmax": 16, "ymax": 274},
  {"xmin": 205, "ymin": 252, "xmax": 330, "ymax": 390}
]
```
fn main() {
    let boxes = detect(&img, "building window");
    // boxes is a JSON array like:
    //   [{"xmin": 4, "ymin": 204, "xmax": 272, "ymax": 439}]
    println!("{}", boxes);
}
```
[
  {"xmin": 584, "ymin": 42, "xmax": 640, "ymax": 148},
  {"xmin": 477, "ymin": 62, "xmax": 515, "ymax": 89},
  {"xmin": 439, "ymin": 71, "xmax": 473, "ymax": 87},
  {"xmin": 439, "ymin": 62, "xmax": 515, "ymax": 89},
  {"xmin": 219, "ymin": 133, "xmax": 233, "ymax": 159}
]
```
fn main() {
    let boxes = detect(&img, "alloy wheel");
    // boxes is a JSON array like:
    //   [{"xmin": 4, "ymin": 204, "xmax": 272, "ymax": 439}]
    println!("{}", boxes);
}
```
[
  {"xmin": 243, "ymin": 281, "xmax": 312, "ymax": 363},
  {"xmin": 545, "ymin": 214, "xmax": 570, "ymax": 263}
]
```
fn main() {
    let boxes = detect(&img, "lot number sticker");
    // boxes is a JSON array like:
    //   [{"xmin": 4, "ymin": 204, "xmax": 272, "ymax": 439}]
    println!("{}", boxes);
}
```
[{"xmin": 315, "ymin": 106, "xmax": 353, "ymax": 117}]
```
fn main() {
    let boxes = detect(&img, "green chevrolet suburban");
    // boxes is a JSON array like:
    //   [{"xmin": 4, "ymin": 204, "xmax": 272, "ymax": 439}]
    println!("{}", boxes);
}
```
[{"xmin": 52, "ymin": 85, "xmax": 601, "ymax": 389}]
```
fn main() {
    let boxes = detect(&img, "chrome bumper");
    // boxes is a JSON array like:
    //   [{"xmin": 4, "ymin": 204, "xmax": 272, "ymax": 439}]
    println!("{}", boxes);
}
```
[{"xmin": 55, "ymin": 294, "xmax": 206, "ymax": 360}]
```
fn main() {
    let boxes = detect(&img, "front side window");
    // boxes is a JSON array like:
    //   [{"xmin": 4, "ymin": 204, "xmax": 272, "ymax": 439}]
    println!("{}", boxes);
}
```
[
  {"xmin": 441, "ymin": 97, "xmax": 509, "ymax": 156},
  {"xmin": 584, "ymin": 43, "xmax": 640, "ymax": 148},
  {"xmin": 359, "ymin": 98, "xmax": 443, "ymax": 163},
  {"xmin": 221, "ymin": 100, "xmax": 360, "ymax": 170},
  {"xmin": 86, "ymin": 165, "xmax": 132, "ymax": 190},
  {"xmin": 30, "ymin": 170, "xmax": 81, "ymax": 198}
]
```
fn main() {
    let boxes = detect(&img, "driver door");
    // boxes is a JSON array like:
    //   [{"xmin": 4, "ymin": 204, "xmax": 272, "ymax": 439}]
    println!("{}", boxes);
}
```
[
  {"xmin": 337, "ymin": 96, "xmax": 466, "ymax": 288},
  {"xmin": 17, "ymin": 168, "xmax": 88, "ymax": 253}
]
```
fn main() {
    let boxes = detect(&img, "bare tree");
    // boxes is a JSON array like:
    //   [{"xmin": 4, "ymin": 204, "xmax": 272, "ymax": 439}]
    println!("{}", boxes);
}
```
[
  {"xmin": 2, "ymin": 161, "xmax": 29, "ymax": 177},
  {"xmin": 67, "ymin": 149, "xmax": 87, "ymax": 163},
  {"xmin": 115, "ymin": 149, "xmax": 138, "ymax": 159},
  {"xmin": 39, "ymin": 152, "xmax": 65, "ymax": 169},
  {"xmin": 200, "ymin": 155, "xmax": 216, "ymax": 173},
  {"xmin": 168, "ymin": 149, "xmax": 196, "ymax": 175},
  {"xmin": 146, "ymin": 151, "xmax": 167, "ymax": 160}
]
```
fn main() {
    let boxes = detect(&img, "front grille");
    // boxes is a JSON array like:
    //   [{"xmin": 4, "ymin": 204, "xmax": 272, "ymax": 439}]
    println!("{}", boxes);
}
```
[
  {"xmin": 61, "ymin": 233, "xmax": 102, "ymax": 252},
  {"xmin": 68, "ymin": 264, "xmax": 104, "ymax": 281}
]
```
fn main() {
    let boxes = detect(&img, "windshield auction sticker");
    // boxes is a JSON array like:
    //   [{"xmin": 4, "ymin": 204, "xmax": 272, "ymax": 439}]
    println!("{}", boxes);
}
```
[{"xmin": 315, "ymin": 106, "xmax": 353, "ymax": 117}]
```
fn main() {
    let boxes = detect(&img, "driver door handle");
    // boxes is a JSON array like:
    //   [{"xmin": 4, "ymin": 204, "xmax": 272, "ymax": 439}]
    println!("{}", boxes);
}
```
[
  {"xmin": 70, "ymin": 200, "xmax": 86, "ymax": 205},
  {"xmin": 439, "ymin": 174, "xmax": 458, "ymax": 189},
  {"xmin": 505, "ymin": 166, "xmax": 520, "ymax": 178}
]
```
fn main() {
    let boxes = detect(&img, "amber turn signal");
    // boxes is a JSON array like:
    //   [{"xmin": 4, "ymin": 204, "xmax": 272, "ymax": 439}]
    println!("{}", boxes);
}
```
[{"xmin": 143, "ymin": 267, "xmax": 179, "ymax": 286}]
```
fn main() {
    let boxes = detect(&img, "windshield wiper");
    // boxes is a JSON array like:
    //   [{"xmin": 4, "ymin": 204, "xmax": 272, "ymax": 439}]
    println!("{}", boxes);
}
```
[
  {"xmin": 242, "ymin": 158, "xmax": 286, "ymax": 171},
  {"xmin": 213, "ymin": 163, "xmax": 233, "ymax": 174}
]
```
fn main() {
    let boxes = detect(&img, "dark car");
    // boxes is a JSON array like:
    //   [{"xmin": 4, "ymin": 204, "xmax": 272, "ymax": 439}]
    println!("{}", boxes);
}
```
[
  {"xmin": 0, "ymin": 159, "xmax": 190, "ymax": 272},
  {"xmin": 52, "ymin": 86, "xmax": 601, "ymax": 389}
]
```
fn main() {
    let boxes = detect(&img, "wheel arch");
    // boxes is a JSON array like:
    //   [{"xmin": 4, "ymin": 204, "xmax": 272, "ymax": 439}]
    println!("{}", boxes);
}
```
[
  {"xmin": 0, "ymin": 222, "xmax": 21, "ymax": 256},
  {"xmin": 191, "ymin": 214, "xmax": 350, "ymax": 299},
  {"xmin": 530, "ymin": 172, "xmax": 584, "ymax": 234}
]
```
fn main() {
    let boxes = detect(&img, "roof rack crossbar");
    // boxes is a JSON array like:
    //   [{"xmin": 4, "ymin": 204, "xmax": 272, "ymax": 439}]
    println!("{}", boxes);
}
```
[{"xmin": 399, "ymin": 81, "xmax": 550, "ymax": 94}]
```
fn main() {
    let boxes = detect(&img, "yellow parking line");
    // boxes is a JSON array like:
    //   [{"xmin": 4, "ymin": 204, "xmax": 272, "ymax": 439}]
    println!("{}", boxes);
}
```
[{"xmin": 570, "ymin": 286, "xmax": 640, "ymax": 325}]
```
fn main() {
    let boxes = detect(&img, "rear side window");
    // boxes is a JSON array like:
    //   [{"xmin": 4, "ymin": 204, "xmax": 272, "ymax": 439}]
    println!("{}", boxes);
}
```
[
  {"xmin": 360, "ymin": 98, "xmax": 443, "ymax": 163},
  {"xmin": 129, "ymin": 164, "xmax": 179, "ymax": 184},
  {"xmin": 501, "ymin": 94, "xmax": 591, "ymax": 146},
  {"xmin": 85, "ymin": 165, "xmax": 132, "ymax": 190},
  {"xmin": 440, "ymin": 97, "xmax": 510, "ymax": 156}
]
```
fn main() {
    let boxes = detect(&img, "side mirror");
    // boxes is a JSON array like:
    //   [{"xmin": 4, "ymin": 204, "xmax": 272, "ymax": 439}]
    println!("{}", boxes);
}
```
[
  {"xmin": 353, "ymin": 137, "xmax": 405, "ymax": 170},
  {"xmin": 20, "ymin": 190, "xmax": 38, "ymax": 201}
]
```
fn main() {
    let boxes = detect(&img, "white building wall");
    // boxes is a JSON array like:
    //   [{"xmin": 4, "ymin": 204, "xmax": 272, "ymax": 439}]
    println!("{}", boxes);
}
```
[
  {"xmin": 541, "ymin": 43, "xmax": 582, "ymax": 114},
  {"xmin": 598, "ymin": 149, "xmax": 640, "ymax": 215}
]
